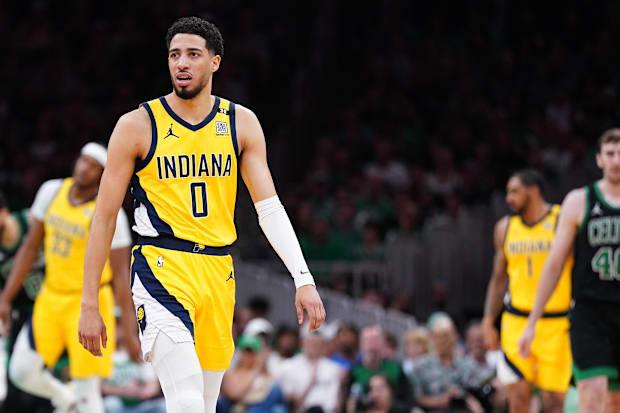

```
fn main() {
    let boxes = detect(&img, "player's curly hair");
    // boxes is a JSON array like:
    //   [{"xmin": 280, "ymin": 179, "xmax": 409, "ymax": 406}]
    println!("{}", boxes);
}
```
[{"xmin": 166, "ymin": 16, "xmax": 224, "ymax": 58}]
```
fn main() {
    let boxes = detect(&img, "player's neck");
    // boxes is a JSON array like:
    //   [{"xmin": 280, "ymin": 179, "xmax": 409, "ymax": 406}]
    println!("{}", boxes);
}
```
[
  {"xmin": 69, "ymin": 183, "xmax": 98, "ymax": 205},
  {"xmin": 599, "ymin": 178, "xmax": 620, "ymax": 198},
  {"xmin": 167, "ymin": 86, "xmax": 215, "ymax": 123},
  {"xmin": 521, "ymin": 200, "xmax": 550, "ymax": 225}
]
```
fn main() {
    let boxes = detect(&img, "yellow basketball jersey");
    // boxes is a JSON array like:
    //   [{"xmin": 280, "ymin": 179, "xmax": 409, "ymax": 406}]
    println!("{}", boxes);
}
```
[
  {"xmin": 131, "ymin": 96, "xmax": 238, "ymax": 247},
  {"xmin": 43, "ymin": 178, "xmax": 112, "ymax": 292},
  {"xmin": 504, "ymin": 205, "xmax": 573, "ymax": 312}
]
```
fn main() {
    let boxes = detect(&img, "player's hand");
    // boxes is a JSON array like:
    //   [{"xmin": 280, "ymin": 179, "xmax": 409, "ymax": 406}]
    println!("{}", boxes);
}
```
[
  {"xmin": 0, "ymin": 295, "xmax": 12, "ymax": 336},
  {"xmin": 518, "ymin": 324, "xmax": 535, "ymax": 358},
  {"xmin": 78, "ymin": 303, "xmax": 107, "ymax": 357},
  {"xmin": 124, "ymin": 332, "xmax": 142, "ymax": 363},
  {"xmin": 295, "ymin": 285, "xmax": 326, "ymax": 332},
  {"xmin": 481, "ymin": 317, "xmax": 499, "ymax": 350}
]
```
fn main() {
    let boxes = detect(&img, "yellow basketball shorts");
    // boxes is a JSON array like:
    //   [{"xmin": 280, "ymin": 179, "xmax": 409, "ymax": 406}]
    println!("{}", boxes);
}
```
[
  {"xmin": 130, "ymin": 237, "xmax": 236, "ymax": 371},
  {"xmin": 31, "ymin": 284, "xmax": 115, "ymax": 379},
  {"xmin": 499, "ymin": 310, "xmax": 572, "ymax": 392}
]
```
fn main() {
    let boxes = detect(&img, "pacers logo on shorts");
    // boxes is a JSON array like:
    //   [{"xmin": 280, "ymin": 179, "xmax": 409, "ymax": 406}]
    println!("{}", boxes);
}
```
[{"xmin": 136, "ymin": 304, "xmax": 147, "ymax": 333}]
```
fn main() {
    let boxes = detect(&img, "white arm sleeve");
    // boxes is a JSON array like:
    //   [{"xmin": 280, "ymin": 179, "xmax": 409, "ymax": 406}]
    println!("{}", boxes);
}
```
[
  {"xmin": 255, "ymin": 195, "xmax": 315, "ymax": 289},
  {"xmin": 110, "ymin": 208, "xmax": 132, "ymax": 250},
  {"xmin": 29, "ymin": 179, "xmax": 63, "ymax": 221}
]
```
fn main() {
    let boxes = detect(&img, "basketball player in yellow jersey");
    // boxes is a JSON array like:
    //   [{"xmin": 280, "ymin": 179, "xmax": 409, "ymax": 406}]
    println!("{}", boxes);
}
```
[
  {"xmin": 0, "ymin": 143, "xmax": 140, "ymax": 413},
  {"xmin": 78, "ymin": 17, "xmax": 326, "ymax": 413},
  {"xmin": 482, "ymin": 169, "xmax": 572, "ymax": 413}
]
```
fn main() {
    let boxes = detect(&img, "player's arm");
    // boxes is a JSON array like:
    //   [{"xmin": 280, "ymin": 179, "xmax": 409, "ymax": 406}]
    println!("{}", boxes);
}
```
[
  {"xmin": 518, "ymin": 189, "xmax": 583, "ymax": 357},
  {"xmin": 236, "ymin": 105, "xmax": 325, "ymax": 331},
  {"xmin": 108, "ymin": 208, "xmax": 141, "ymax": 362},
  {"xmin": 79, "ymin": 109, "xmax": 149, "ymax": 357},
  {"xmin": 0, "ymin": 218, "xmax": 44, "ymax": 333},
  {"xmin": 481, "ymin": 216, "xmax": 509, "ymax": 350}
]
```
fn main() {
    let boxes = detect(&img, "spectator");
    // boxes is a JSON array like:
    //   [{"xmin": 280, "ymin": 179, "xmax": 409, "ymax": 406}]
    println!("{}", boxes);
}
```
[
  {"xmin": 353, "ymin": 176, "xmax": 394, "ymax": 230},
  {"xmin": 354, "ymin": 221, "xmax": 385, "ymax": 262},
  {"xmin": 331, "ymin": 190, "xmax": 362, "ymax": 254},
  {"xmin": 220, "ymin": 335, "xmax": 287, "ymax": 413},
  {"xmin": 350, "ymin": 374, "xmax": 421, "ymax": 413},
  {"xmin": 424, "ymin": 146, "xmax": 462, "ymax": 199},
  {"xmin": 363, "ymin": 137, "xmax": 410, "ymax": 192},
  {"xmin": 300, "ymin": 217, "xmax": 350, "ymax": 262},
  {"xmin": 463, "ymin": 321, "xmax": 496, "ymax": 382},
  {"xmin": 277, "ymin": 329, "xmax": 343, "ymax": 413},
  {"xmin": 464, "ymin": 321, "xmax": 506, "ymax": 412},
  {"xmin": 382, "ymin": 332, "xmax": 399, "ymax": 361},
  {"xmin": 409, "ymin": 316, "xmax": 484, "ymax": 413},
  {"xmin": 348, "ymin": 326, "xmax": 409, "ymax": 407},
  {"xmin": 244, "ymin": 317, "xmax": 275, "ymax": 345},
  {"xmin": 248, "ymin": 296, "xmax": 271, "ymax": 320},
  {"xmin": 330, "ymin": 324, "xmax": 360, "ymax": 372},
  {"xmin": 402, "ymin": 327, "xmax": 432, "ymax": 378},
  {"xmin": 268, "ymin": 326, "xmax": 300, "ymax": 377},
  {"xmin": 385, "ymin": 199, "xmax": 421, "ymax": 244}
]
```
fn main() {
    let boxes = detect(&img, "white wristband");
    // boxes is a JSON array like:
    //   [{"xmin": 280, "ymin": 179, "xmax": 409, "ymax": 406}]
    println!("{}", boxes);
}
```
[{"xmin": 254, "ymin": 195, "xmax": 315, "ymax": 289}]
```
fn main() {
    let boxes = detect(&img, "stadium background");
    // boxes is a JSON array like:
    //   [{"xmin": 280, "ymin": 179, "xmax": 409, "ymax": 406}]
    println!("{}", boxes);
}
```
[{"xmin": 1, "ymin": 1, "xmax": 619, "ymax": 412}]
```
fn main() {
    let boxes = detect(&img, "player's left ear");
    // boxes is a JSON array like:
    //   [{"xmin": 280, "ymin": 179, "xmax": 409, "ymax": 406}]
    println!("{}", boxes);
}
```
[
  {"xmin": 595, "ymin": 152, "xmax": 603, "ymax": 169},
  {"xmin": 211, "ymin": 55, "xmax": 221, "ymax": 73}
]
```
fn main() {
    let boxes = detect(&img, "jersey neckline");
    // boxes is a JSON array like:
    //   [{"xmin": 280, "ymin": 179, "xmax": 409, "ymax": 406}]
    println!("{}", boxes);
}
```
[
  {"xmin": 594, "ymin": 181, "xmax": 620, "ymax": 212},
  {"xmin": 159, "ymin": 96, "xmax": 221, "ymax": 131},
  {"xmin": 67, "ymin": 180, "xmax": 97, "ymax": 207},
  {"xmin": 518, "ymin": 205, "xmax": 553, "ymax": 228}
]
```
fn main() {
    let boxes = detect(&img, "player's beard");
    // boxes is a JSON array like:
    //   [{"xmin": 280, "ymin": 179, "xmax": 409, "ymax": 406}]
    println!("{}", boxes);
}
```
[
  {"xmin": 172, "ymin": 75, "xmax": 208, "ymax": 100},
  {"xmin": 512, "ymin": 197, "xmax": 528, "ymax": 215}
]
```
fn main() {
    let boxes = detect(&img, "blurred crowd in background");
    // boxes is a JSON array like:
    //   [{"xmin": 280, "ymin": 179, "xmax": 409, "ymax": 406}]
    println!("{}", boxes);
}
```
[{"xmin": 220, "ymin": 296, "xmax": 505, "ymax": 413}]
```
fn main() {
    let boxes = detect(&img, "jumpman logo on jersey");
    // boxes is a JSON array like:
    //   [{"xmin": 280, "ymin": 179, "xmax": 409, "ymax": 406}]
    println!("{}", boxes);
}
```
[
  {"xmin": 226, "ymin": 271, "xmax": 234, "ymax": 282},
  {"xmin": 164, "ymin": 124, "xmax": 180, "ymax": 139},
  {"xmin": 592, "ymin": 202, "xmax": 603, "ymax": 216}
]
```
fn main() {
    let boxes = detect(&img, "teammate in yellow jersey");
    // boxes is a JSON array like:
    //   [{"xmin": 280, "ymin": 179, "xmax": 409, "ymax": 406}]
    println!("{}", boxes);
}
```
[
  {"xmin": 0, "ymin": 143, "xmax": 140, "ymax": 413},
  {"xmin": 78, "ymin": 17, "xmax": 326, "ymax": 413},
  {"xmin": 482, "ymin": 169, "xmax": 572, "ymax": 413}
]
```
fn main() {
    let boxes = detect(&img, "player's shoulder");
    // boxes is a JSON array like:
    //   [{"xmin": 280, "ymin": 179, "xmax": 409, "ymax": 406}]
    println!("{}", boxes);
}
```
[
  {"xmin": 495, "ymin": 215, "xmax": 511, "ymax": 231},
  {"xmin": 494, "ymin": 215, "xmax": 511, "ymax": 241},
  {"xmin": 233, "ymin": 103, "xmax": 259, "ymax": 124},
  {"xmin": 117, "ymin": 107, "xmax": 151, "ymax": 130},
  {"xmin": 232, "ymin": 103, "xmax": 264, "ymax": 153},
  {"xmin": 108, "ymin": 107, "xmax": 151, "ymax": 157},
  {"xmin": 556, "ymin": 187, "xmax": 587, "ymax": 225},
  {"xmin": 562, "ymin": 187, "xmax": 587, "ymax": 209},
  {"xmin": 37, "ymin": 178, "xmax": 64, "ymax": 195}
]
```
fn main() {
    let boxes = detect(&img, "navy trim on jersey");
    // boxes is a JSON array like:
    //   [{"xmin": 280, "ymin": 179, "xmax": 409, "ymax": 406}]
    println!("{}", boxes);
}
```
[
  {"xmin": 130, "ymin": 175, "xmax": 174, "ymax": 235},
  {"xmin": 159, "ymin": 96, "xmax": 221, "ymax": 131},
  {"xmin": 132, "ymin": 247, "xmax": 194, "ymax": 340},
  {"xmin": 137, "ymin": 235, "xmax": 231, "ymax": 256},
  {"xmin": 505, "ymin": 301, "xmax": 569, "ymax": 318},
  {"xmin": 229, "ymin": 102, "xmax": 239, "ymax": 157},
  {"xmin": 27, "ymin": 316, "xmax": 35, "ymax": 350},
  {"xmin": 519, "ymin": 207, "xmax": 553, "ymax": 228},
  {"xmin": 503, "ymin": 352, "xmax": 524, "ymax": 379},
  {"xmin": 135, "ymin": 102, "xmax": 158, "ymax": 173}
]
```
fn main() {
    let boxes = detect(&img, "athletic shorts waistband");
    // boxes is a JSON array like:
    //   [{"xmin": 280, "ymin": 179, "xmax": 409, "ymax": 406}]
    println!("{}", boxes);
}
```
[
  {"xmin": 504, "ymin": 302, "xmax": 569, "ymax": 318},
  {"xmin": 137, "ymin": 235, "xmax": 231, "ymax": 256}
]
